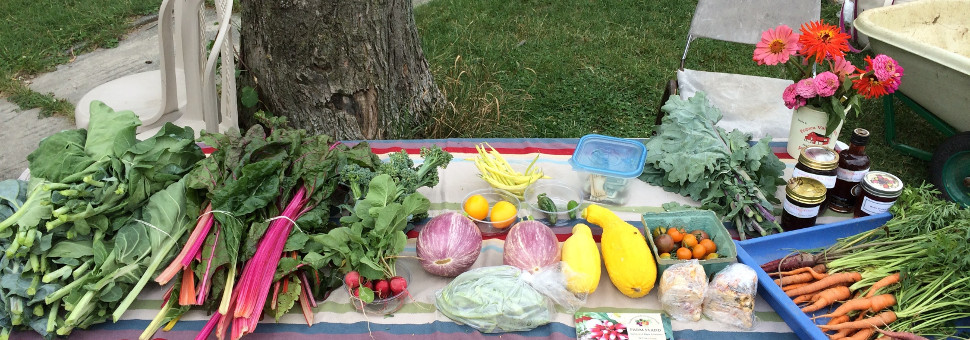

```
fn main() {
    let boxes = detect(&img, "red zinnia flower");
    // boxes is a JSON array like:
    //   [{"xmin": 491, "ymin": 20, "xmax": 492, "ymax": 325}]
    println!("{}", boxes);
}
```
[
  {"xmin": 851, "ymin": 73, "xmax": 890, "ymax": 99},
  {"xmin": 798, "ymin": 21, "xmax": 851, "ymax": 63}
]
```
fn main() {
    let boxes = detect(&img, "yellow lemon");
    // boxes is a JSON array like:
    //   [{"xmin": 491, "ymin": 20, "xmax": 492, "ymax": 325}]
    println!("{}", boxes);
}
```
[{"xmin": 489, "ymin": 201, "xmax": 518, "ymax": 229}]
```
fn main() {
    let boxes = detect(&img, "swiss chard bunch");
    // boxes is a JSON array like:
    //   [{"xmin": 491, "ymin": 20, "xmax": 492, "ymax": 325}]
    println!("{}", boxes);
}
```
[
  {"xmin": 640, "ymin": 92, "xmax": 786, "ymax": 239},
  {"xmin": 0, "ymin": 101, "xmax": 205, "ymax": 339},
  {"xmin": 145, "ymin": 113, "xmax": 381, "ymax": 340}
]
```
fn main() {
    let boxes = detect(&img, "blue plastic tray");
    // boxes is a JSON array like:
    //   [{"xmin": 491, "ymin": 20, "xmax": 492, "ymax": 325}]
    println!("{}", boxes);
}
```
[{"xmin": 734, "ymin": 213, "xmax": 892, "ymax": 340}]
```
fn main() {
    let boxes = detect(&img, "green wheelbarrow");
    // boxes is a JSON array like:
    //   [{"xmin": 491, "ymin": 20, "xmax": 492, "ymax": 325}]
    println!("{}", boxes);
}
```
[{"xmin": 854, "ymin": 0, "xmax": 970, "ymax": 206}]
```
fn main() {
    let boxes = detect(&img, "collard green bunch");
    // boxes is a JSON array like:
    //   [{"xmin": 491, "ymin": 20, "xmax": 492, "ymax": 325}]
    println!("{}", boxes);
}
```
[
  {"xmin": 640, "ymin": 92, "xmax": 786, "ymax": 239},
  {"xmin": 0, "ymin": 101, "xmax": 205, "ymax": 339}
]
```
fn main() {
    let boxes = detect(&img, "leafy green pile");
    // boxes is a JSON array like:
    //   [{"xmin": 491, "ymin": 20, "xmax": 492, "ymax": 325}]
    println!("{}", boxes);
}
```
[
  {"xmin": 312, "ymin": 174, "xmax": 430, "ymax": 282},
  {"xmin": 339, "ymin": 146, "xmax": 452, "ymax": 224},
  {"xmin": 143, "ymin": 114, "xmax": 449, "ymax": 339},
  {"xmin": 144, "ymin": 115, "xmax": 376, "ymax": 337},
  {"xmin": 0, "ymin": 101, "xmax": 205, "ymax": 339},
  {"xmin": 640, "ymin": 92, "xmax": 786, "ymax": 239}
]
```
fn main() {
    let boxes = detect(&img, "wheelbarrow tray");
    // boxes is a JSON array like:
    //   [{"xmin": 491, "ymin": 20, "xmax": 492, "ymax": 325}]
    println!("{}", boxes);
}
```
[{"xmin": 854, "ymin": 0, "xmax": 970, "ymax": 132}]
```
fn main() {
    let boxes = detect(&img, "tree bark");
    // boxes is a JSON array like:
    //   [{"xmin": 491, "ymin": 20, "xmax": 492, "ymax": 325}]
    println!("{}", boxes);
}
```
[{"xmin": 239, "ymin": 0, "xmax": 444, "ymax": 139}]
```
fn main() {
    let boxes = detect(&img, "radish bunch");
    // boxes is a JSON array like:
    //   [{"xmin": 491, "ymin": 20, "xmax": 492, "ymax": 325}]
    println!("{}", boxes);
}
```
[{"xmin": 345, "ymin": 271, "xmax": 409, "ymax": 302}]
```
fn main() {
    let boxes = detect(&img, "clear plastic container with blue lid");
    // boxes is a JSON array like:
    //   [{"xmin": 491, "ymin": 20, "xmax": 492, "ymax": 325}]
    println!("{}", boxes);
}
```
[{"xmin": 569, "ymin": 134, "xmax": 647, "ymax": 205}]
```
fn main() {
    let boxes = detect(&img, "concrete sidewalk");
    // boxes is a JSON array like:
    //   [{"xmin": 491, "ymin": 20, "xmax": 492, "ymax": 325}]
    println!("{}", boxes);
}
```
[
  {"xmin": 0, "ymin": 9, "xmax": 226, "ymax": 180},
  {"xmin": 0, "ymin": 17, "xmax": 164, "ymax": 180}
]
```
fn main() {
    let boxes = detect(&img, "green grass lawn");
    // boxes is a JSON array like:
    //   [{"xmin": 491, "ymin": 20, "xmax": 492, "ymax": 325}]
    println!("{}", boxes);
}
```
[
  {"xmin": 0, "ymin": 0, "xmax": 160, "ymax": 116},
  {"xmin": 415, "ymin": 0, "xmax": 948, "ymax": 189},
  {"xmin": 0, "ymin": 0, "xmax": 948, "ymax": 189}
]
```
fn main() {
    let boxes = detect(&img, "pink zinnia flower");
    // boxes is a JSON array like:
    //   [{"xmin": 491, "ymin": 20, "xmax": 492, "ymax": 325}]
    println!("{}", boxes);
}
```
[
  {"xmin": 871, "ymin": 54, "xmax": 903, "ymax": 82},
  {"xmin": 783, "ymin": 83, "xmax": 800, "ymax": 109},
  {"xmin": 814, "ymin": 72, "xmax": 840, "ymax": 97},
  {"xmin": 831, "ymin": 57, "xmax": 856, "ymax": 79},
  {"xmin": 590, "ymin": 320, "xmax": 629, "ymax": 340},
  {"xmin": 753, "ymin": 25, "xmax": 800, "ymax": 66},
  {"xmin": 796, "ymin": 78, "xmax": 818, "ymax": 98}
]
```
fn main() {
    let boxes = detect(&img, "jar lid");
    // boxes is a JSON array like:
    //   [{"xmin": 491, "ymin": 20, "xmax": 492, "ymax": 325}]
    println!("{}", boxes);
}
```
[
  {"xmin": 850, "ymin": 128, "xmax": 870, "ymax": 146},
  {"xmin": 862, "ymin": 171, "xmax": 904, "ymax": 197},
  {"xmin": 798, "ymin": 146, "xmax": 839, "ymax": 171},
  {"xmin": 786, "ymin": 177, "xmax": 827, "ymax": 205}
]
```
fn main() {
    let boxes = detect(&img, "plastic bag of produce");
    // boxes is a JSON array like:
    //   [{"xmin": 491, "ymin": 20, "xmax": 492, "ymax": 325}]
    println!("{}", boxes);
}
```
[
  {"xmin": 434, "ymin": 264, "xmax": 587, "ymax": 333},
  {"xmin": 703, "ymin": 263, "xmax": 758, "ymax": 329},
  {"xmin": 658, "ymin": 259, "xmax": 708, "ymax": 321}
]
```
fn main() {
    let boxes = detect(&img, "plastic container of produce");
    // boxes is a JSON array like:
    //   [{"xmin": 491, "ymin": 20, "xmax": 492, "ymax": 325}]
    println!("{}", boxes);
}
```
[
  {"xmin": 569, "ymin": 134, "xmax": 647, "ymax": 206},
  {"xmin": 524, "ymin": 180, "xmax": 584, "ymax": 227},
  {"xmin": 643, "ymin": 210, "xmax": 737, "ymax": 278}
]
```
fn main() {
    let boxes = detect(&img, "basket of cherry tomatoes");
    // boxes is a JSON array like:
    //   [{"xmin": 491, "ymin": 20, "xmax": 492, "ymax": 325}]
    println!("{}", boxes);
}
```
[{"xmin": 642, "ymin": 210, "xmax": 737, "ymax": 276}]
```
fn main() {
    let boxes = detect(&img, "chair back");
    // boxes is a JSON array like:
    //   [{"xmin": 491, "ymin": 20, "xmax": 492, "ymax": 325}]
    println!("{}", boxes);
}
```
[
  {"xmin": 689, "ymin": 0, "xmax": 821, "ymax": 45},
  {"xmin": 158, "ymin": 0, "xmax": 238, "ymax": 133}
]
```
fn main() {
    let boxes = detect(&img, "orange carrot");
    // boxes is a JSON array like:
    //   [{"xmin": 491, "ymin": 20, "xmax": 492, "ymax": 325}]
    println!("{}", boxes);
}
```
[
  {"xmin": 865, "ymin": 273, "xmax": 901, "ymax": 298},
  {"xmin": 787, "ymin": 272, "xmax": 862, "ymax": 297},
  {"xmin": 793, "ymin": 293, "xmax": 814, "ymax": 305},
  {"xmin": 768, "ymin": 264, "xmax": 825, "ymax": 280},
  {"xmin": 846, "ymin": 328, "xmax": 876, "ymax": 340},
  {"xmin": 784, "ymin": 282, "xmax": 811, "ymax": 292},
  {"xmin": 826, "ymin": 315, "xmax": 850, "ymax": 326},
  {"xmin": 776, "ymin": 272, "xmax": 817, "ymax": 286},
  {"xmin": 802, "ymin": 286, "xmax": 851, "ymax": 313},
  {"xmin": 815, "ymin": 294, "xmax": 896, "ymax": 319},
  {"xmin": 828, "ymin": 312, "xmax": 868, "ymax": 339},
  {"xmin": 818, "ymin": 311, "xmax": 897, "ymax": 331},
  {"xmin": 769, "ymin": 265, "xmax": 829, "ymax": 280}
]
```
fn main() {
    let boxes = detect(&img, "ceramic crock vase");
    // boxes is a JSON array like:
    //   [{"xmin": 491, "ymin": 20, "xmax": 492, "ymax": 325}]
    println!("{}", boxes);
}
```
[{"xmin": 787, "ymin": 105, "xmax": 844, "ymax": 158}]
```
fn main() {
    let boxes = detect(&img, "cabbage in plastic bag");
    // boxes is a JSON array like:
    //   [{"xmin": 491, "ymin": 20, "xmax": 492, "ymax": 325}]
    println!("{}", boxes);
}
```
[
  {"xmin": 658, "ymin": 259, "xmax": 708, "ymax": 321},
  {"xmin": 434, "ymin": 264, "xmax": 586, "ymax": 333},
  {"xmin": 703, "ymin": 263, "xmax": 758, "ymax": 329}
]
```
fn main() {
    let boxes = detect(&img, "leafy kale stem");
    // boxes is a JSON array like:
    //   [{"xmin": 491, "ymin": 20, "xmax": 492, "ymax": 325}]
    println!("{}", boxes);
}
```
[{"xmin": 734, "ymin": 216, "xmax": 746, "ymax": 241}]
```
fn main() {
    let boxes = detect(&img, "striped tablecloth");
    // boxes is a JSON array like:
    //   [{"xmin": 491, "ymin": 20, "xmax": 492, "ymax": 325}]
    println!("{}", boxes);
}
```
[{"xmin": 22, "ymin": 138, "xmax": 851, "ymax": 340}]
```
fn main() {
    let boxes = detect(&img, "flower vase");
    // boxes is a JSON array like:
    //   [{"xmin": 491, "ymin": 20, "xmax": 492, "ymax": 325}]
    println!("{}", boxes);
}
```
[{"xmin": 786, "ymin": 105, "xmax": 844, "ymax": 158}]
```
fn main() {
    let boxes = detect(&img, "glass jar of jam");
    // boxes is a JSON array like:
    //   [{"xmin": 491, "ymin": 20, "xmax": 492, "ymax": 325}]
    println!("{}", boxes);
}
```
[
  {"xmin": 782, "ymin": 177, "xmax": 827, "ymax": 231},
  {"xmin": 793, "ymin": 146, "xmax": 839, "ymax": 192},
  {"xmin": 828, "ymin": 128, "xmax": 871, "ymax": 213},
  {"xmin": 854, "ymin": 171, "xmax": 904, "ymax": 218}
]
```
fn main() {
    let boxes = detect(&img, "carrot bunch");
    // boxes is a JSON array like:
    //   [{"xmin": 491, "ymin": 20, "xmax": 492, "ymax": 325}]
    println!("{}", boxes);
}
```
[
  {"xmin": 763, "ymin": 184, "xmax": 970, "ymax": 340},
  {"xmin": 770, "ymin": 266, "xmax": 899, "ymax": 339}
]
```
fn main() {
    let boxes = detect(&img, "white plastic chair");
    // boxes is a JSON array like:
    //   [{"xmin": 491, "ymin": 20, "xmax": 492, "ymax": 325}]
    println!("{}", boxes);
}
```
[
  {"xmin": 656, "ymin": 0, "xmax": 820, "ymax": 140},
  {"xmin": 75, "ymin": 0, "xmax": 238, "ymax": 138}
]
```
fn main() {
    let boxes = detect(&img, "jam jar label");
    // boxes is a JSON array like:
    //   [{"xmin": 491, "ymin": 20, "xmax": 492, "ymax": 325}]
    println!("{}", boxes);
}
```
[
  {"xmin": 792, "ymin": 168, "xmax": 837, "ymax": 188},
  {"xmin": 860, "ymin": 196, "xmax": 895, "ymax": 215},
  {"xmin": 837, "ymin": 167, "xmax": 869, "ymax": 182},
  {"xmin": 784, "ymin": 198, "xmax": 820, "ymax": 218}
]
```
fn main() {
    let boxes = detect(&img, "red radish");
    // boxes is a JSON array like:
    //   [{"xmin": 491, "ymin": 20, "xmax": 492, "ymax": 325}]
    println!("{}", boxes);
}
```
[
  {"xmin": 374, "ymin": 279, "xmax": 391, "ymax": 299},
  {"xmin": 352, "ymin": 287, "xmax": 361, "ymax": 297},
  {"xmin": 389, "ymin": 276, "xmax": 408, "ymax": 295},
  {"xmin": 344, "ymin": 271, "xmax": 361, "ymax": 289},
  {"xmin": 362, "ymin": 280, "xmax": 373, "ymax": 291}
]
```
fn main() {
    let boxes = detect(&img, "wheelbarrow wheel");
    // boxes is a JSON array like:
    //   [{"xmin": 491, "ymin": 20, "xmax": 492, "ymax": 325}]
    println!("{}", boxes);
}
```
[{"xmin": 930, "ymin": 131, "xmax": 970, "ymax": 206}]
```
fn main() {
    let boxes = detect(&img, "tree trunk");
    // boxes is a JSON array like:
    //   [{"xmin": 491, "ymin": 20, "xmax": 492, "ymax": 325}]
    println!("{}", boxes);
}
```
[{"xmin": 239, "ymin": 0, "xmax": 444, "ymax": 139}]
